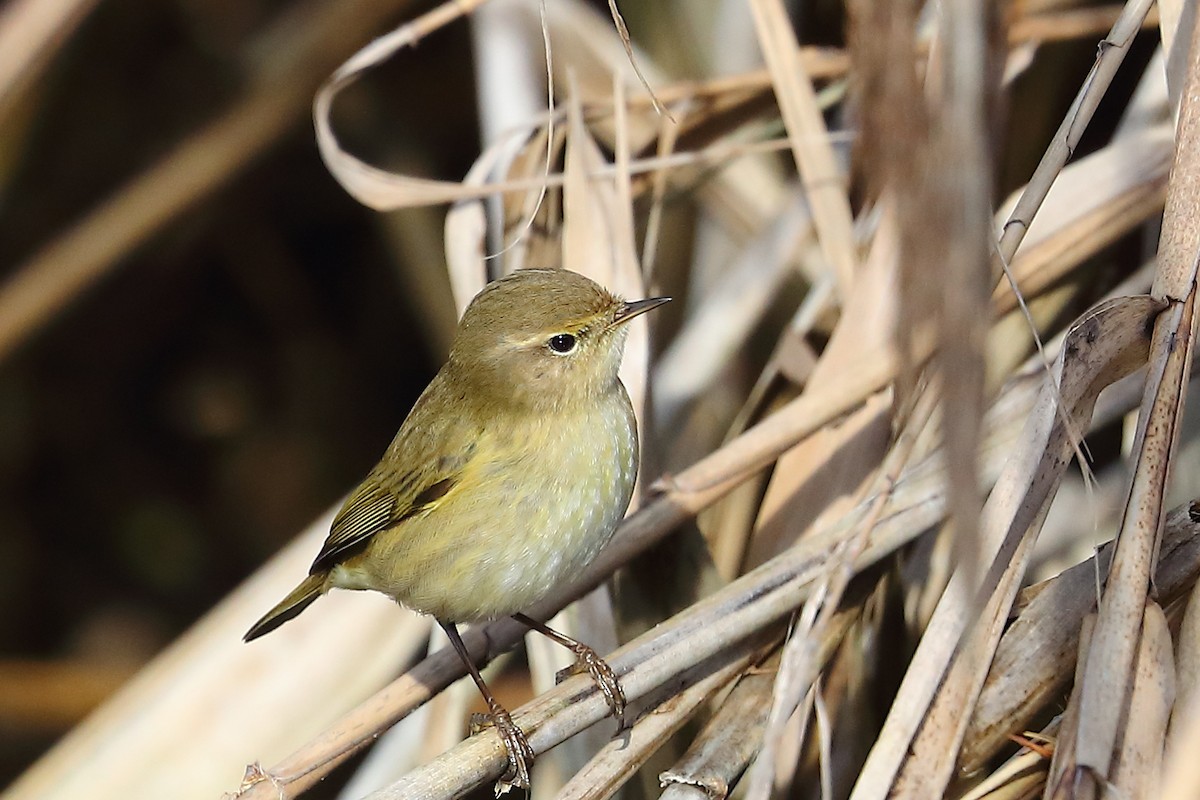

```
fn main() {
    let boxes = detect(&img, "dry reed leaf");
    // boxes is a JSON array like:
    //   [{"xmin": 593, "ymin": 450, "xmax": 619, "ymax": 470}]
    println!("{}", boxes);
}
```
[
  {"xmin": 741, "ymin": 194, "xmax": 906, "ymax": 569},
  {"xmin": 744, "ymin": 393, "xmax": 892, "ymax": 569},
  {"xmin": 962, "ymin": 501, "xmax": 1200, "ymax": 772},
  {"xmin": 6, "ymin": 508, "xmax": 428, "ymax": 800},
  {"xmin": 1108, "ymin": 603, "xmax": 1173, "ymax": 798},
  {"xmin": 314, "ymin": 0, "xmax": 493, "ymax": 212},
  {"xmin": 748, "ymin": 0, "xmax": 857, "ymax": 299},
  {"xmin": 1068, "ymin": 17, "xmax": 1200, "ymax": 794},
  {"xmin": 849, "ymin": 295, "xmax": 1163, "ymax": 800},
  {"xmin": 315, "ymin": 0, "xmax": 664, "ymax": 214}
]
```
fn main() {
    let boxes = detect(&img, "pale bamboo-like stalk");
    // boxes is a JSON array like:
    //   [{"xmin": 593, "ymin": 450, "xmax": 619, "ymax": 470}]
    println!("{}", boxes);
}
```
[
  {"xmin": 994, "ymin": 0, "xmax": 1154, "ymax": 267},
  {"xmin": 658, "ymin": 650, "xmax": 781, "ymax": 800}
]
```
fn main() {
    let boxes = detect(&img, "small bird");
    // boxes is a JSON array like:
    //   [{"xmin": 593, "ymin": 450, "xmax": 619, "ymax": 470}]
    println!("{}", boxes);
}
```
[{"xmin": 245, "ymin": 268, "xmax": 668, "ymax": 790}]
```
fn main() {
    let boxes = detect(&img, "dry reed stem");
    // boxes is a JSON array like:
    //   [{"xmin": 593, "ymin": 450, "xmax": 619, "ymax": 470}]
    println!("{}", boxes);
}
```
[
  {"xmin": 990, "ymin": 128, "xmax": 1171, "ymax": 318},
  {"xmin": 748, "ymin": 0, "xmax": 858, "ymax": 299},
  {"xmin": 996, "ymin": 0, "xmax": 1154, "ymax": 267}
]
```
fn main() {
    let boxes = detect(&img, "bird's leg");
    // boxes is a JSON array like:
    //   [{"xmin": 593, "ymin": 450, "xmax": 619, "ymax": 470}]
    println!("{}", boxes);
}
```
[
  {"xmin": 512, "ymin": 613, "xmax": 626, "ymax": 733},
  {"xmin": 440, "ymin": 622, "xmax": 535, "ymax": 793}
]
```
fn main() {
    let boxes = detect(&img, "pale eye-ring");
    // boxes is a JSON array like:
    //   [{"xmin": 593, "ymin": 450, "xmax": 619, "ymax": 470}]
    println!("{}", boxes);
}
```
[{"xmin": 547, "ymin": 333, "xmax": 578, "ymax": 354}]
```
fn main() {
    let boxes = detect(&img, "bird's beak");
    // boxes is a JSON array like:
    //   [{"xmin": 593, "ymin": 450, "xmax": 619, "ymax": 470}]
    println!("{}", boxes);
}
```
[{"xmin": 612, "ymin": 296, "xmax": 671, "ymax": 326}]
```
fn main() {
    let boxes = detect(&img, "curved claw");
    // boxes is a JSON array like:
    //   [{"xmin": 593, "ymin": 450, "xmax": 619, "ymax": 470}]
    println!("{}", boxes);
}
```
[
  {"xmin": 488, "ymin": 706, "xmax": 535, "ymax": 795},
  {"xmin": 555, "ymin": 645, "xmax": 627, "ymax": 733}
]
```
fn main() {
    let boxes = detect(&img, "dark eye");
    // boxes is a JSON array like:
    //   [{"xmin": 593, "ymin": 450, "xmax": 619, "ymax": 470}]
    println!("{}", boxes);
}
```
[{"xmin": 547, "ymin": 333, "xmax": 577, "ymax": 354}]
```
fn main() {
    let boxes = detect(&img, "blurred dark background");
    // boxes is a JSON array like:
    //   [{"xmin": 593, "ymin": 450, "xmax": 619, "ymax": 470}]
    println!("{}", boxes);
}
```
[{"xmin": 0, "ymin": 0, "xmax": 481, "ymax": 784}]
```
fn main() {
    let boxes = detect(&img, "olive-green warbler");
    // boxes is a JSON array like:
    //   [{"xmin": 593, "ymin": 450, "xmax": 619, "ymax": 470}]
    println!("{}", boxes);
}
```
[{"xmin": 245, "ymin": 268, "xmax": 668, "ymax": 789}]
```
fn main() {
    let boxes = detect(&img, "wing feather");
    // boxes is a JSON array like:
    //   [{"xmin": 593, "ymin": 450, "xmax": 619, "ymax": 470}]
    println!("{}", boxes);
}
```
[{"xmin": 308, "ymin": 372, "xmax": 480, "ymax": 573}]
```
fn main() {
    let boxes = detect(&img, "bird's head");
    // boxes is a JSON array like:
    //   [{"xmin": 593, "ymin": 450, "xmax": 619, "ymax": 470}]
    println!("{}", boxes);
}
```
[{"xmin": 447, "ymin": 269, "xmax": 669, "ymax": 411}]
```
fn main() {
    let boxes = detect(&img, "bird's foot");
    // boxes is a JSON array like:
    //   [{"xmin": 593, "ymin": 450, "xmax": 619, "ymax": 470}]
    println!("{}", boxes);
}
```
[
  {"xmin": 471, "ymin": 705, "xmax": 535, "ymax": 794},
  {"xmin": 555, "ymin": 644, "xmax": 627, "ymax": 733}
]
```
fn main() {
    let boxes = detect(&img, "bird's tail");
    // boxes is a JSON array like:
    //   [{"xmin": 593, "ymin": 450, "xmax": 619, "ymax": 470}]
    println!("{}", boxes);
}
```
[{"xmin": 244, "ymin": 573, "xmax": 326, "ymax": 642}]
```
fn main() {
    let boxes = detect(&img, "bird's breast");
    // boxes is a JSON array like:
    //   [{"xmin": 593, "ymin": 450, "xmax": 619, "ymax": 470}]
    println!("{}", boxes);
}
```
[{"xmin": 357, "ymin": 388, "xmax": 639, "ymax": 622}]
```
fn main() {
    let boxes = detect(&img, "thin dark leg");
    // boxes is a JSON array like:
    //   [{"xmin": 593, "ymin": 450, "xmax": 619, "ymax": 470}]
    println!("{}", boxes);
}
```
[
  {"xmin": 440, "ymin": 621, "xmax": 535, "ymax": 790},
  {"xmin": 512, "ymin": 613, "xmax": 626, "ymax": 732}
]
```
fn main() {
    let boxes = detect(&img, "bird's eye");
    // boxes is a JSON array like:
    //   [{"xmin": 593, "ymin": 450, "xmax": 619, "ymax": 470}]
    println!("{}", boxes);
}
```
[{"xmin": 547, "ymin": 333, "xmax": 578, "ymax": 354}]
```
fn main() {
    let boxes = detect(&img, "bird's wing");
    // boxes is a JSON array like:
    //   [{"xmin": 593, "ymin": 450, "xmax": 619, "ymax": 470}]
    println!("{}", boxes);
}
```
[{"xmin": 308, "ymin": 376, "xmax": 480, "ymax": 574}]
